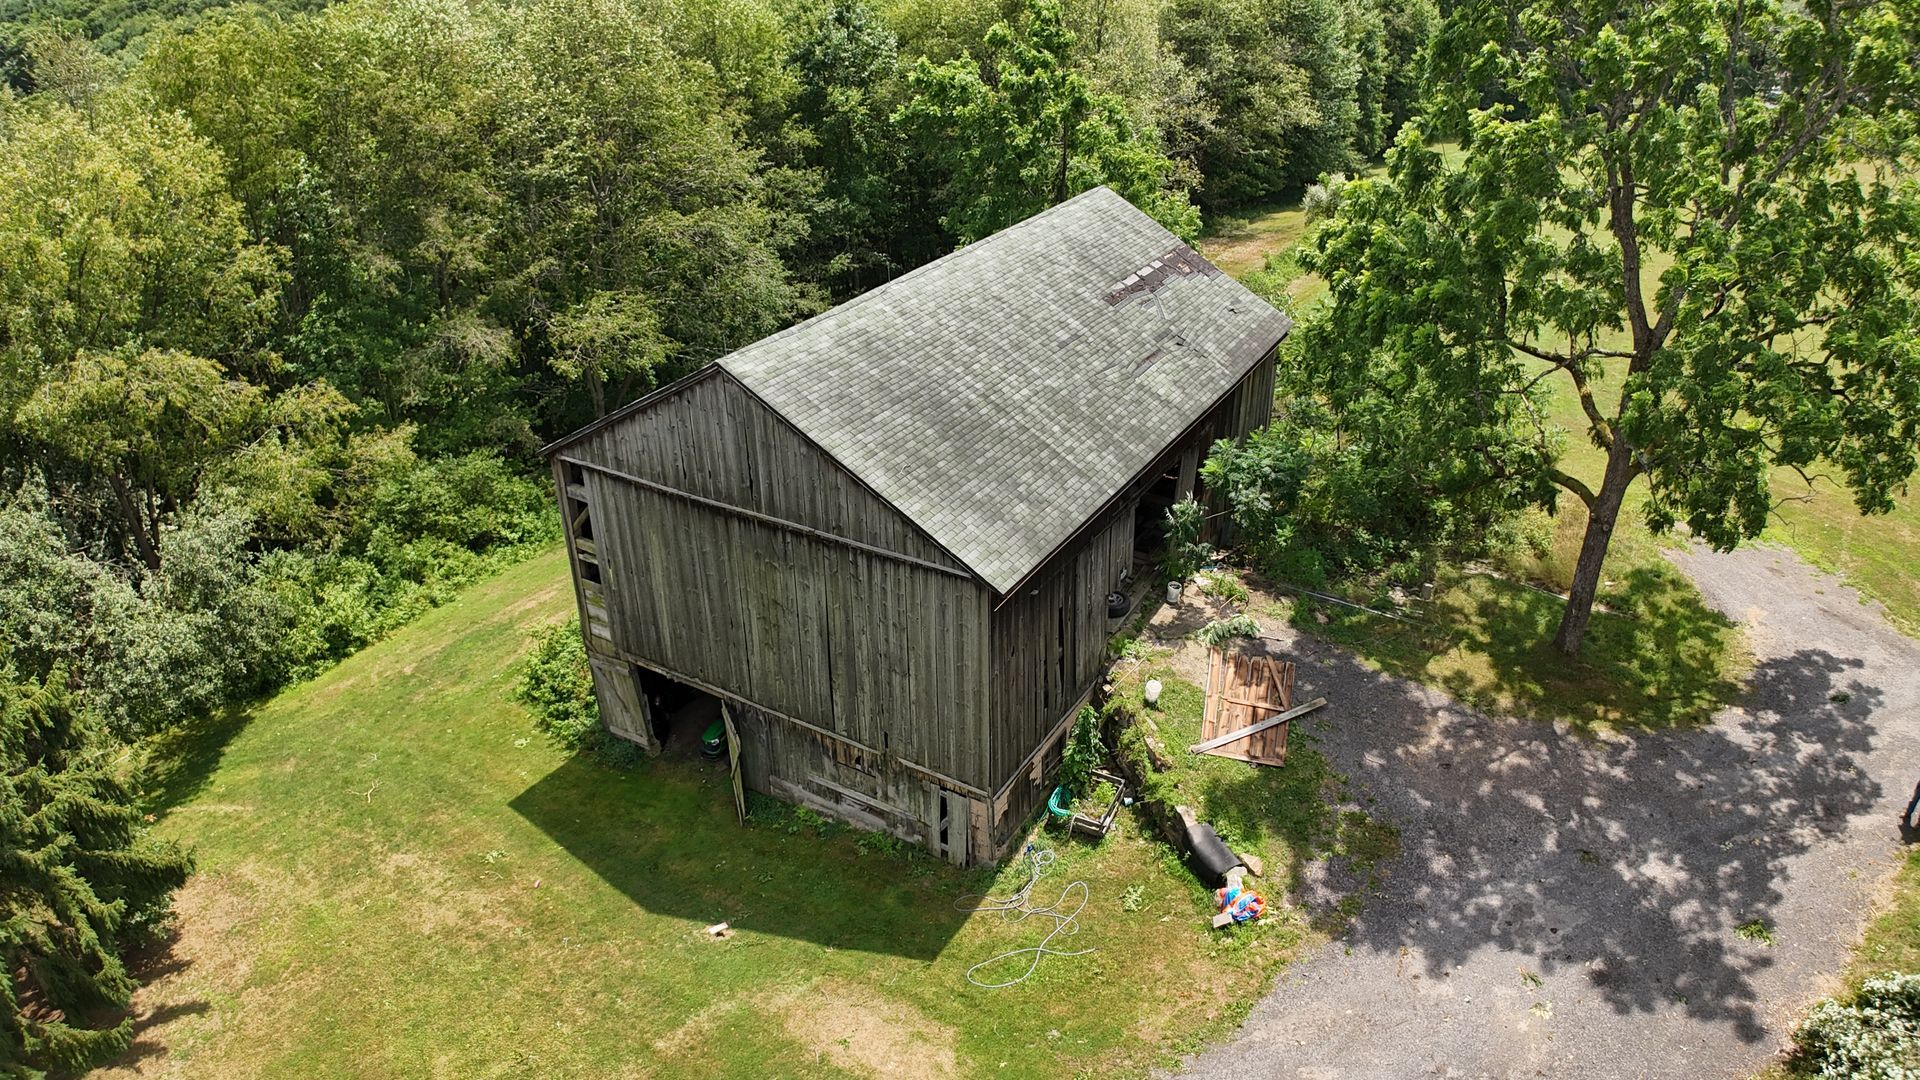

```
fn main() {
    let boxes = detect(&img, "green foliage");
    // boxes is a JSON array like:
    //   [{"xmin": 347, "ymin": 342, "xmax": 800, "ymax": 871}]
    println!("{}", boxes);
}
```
[
  {"xmin": 136, "ymin": 0, "xmax": 807, "ymax": 440},
  {"xmin": 1119, "ymin": 883, "xmax": 1146, "ymax": 911},
  {"xmin": 0, "ymin": 661, "xmax": 193, "ymax": 1075},
  {"xmin": 1736, "ymin": 918, "xmax": 1777, "ymax": 947},
  {"xmin": 897, "ymin": 0, "xmax": 1200, "ymax": 243},
  {"xmin": 1308, "ymin": 0, "xmax": 1920, "ymax": 651},
  {"xmin": 514, "ymin": 619, "xmax": 601, "ymax": 750},
  {"xmin": 1198, "ymin": 570, "xmax": 1250, "ymax": 606},
  {"xmin": 1789, "ymin": 973, "xmax": 1920, "ymax": 1080},
  {"xmin": 1162, "ymin": 497, "xmax": 1209, "ymax": 581},
  {"xmin": 1059, "ymin": 704, "xmax": 1104, "ymax": 797},
  {"xmin": 1195, "ymin": 613, "xmax": 1260, "ymax": 647},
  {"xmin": 1161, "ymin": 0, "xmax": 1382, "ymax": 207},
  {"xmin": 1205, "ymin": 395, "xmax": 1540, "ymax": 588},
  {"xmin": 855, "ymin": 829, "xmax": 914, "ymax": 858},
  {"xmin": 1301, "ymin": 172, "xmax": 1347, "ymax": 223},
  {"xmin": 786, "ymin": 0, "xmax": 947, "ymax": 296}
]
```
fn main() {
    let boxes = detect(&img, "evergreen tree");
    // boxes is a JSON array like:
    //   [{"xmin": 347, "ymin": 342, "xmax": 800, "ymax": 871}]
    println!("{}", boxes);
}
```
[{"xmin": 0, "ymin": 662, "xmax": 192, "ymax": 1075}]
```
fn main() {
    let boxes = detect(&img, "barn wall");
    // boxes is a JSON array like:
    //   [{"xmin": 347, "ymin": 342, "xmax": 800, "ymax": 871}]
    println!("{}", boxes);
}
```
[
  {"xmin": 729, "ymin": 705, "xmax": 982, "ymax": 863},
  {"xmin": 985, "ymin": 501, "xmax": 1134, "ymax": 792},
  {"xmin": 565, "ymin": 369, "xmax": 963, "ymax": 570},
  {"xmin": 565, "ymin": 455, "xmax": 996, "ymax": 793}
]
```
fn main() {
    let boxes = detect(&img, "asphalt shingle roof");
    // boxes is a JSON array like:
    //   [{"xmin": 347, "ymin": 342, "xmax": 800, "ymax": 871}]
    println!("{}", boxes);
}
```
[{"xmin": 717, "ymin": 186, "xmax": 1291, "ymax": 593}]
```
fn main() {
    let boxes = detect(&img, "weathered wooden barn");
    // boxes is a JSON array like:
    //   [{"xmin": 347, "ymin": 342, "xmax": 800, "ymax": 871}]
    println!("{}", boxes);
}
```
[{"xmin": 542, "ymin": 187, "xmax": 1290, "ymax": 865}]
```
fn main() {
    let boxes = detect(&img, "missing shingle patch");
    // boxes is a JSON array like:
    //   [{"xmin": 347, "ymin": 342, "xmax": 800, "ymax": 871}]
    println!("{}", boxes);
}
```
[{"xmin": 1103, "ymin": 246, "xmax": 1218, "ymax": 305}]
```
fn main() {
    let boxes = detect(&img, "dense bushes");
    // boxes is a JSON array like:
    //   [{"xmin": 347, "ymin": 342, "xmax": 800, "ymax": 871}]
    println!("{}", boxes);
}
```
[
  {"xmin": 1790, "ymin": 973, "xmax": 1920, "ymax": 1079},
  {"xmin": 512, "ymin": 618, "xmax": 650, "ymax": 766},
  {"xmin": 0, "ymin": 453, "xmax": 553, "ymax": 738},
  {"xmin": 515, "ymin": 619, "xmax": 601, "ymax": 750},
  {"xmin": 1203, "ymin": 394, "xmax": 1547, "ymax": 588}
]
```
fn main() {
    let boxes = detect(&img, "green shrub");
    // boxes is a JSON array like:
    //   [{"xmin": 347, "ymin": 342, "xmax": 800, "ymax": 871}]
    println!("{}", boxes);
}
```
[
  {"xmin": 1199, "ymin": 571, "xmax": 1251, "ymax": 606},
  {"xmin": 515, "ymin": 619, "xmax": 600, "ymax": 749},
  {"xmin": 1059, "ymin": 705, "xmax": 1104, "ymax": 797},
  {"xmin": 1790, "ymin": 972, "xmax": 1920, "ymax": 1079},
  {"xmin": 1204, "ymin": 393, "xmax": 1541, "ymax": 589},
  {"xmin": 1163, "ymin": 499, "xmax": 1210, "ymax": 582}
]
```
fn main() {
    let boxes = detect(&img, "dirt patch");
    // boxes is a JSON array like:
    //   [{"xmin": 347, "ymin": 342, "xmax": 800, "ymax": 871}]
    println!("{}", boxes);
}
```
[
  {"xmin": 778, "ymin": 978, "xmax": 959, "ymax": 1080},
  {"xmin": 93, "ymin": 873, "xmax": 263, "ymax": 1079}
]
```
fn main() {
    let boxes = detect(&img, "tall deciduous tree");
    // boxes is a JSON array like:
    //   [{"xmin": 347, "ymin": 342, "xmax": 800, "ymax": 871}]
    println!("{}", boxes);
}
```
[
  {"xmin": 1161, "ymin": 0, "xmax": 1362, "ymax": 207},
  {"xmin": 898, "ymin": 0, "xmax": 1200, "ymax": 242},
  {"xmin": 0, "ymin": 99, "xmax": 283, "ymax": 570},
  {"xmin": 1306, "ymin": 0, "xmax": 1920, "ymax": 654}
]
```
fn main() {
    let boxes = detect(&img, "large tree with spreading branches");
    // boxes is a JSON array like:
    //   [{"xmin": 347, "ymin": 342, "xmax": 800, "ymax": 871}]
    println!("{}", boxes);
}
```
[{"xmin": 1304, "ymin": 0, "xmax": 1920, "ymax": 654}]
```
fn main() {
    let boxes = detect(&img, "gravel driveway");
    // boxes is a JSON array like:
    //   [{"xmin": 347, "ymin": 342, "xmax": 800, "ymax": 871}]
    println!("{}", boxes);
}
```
[{"xmin": 1179, "ymin": 544, "xmax": 1920, "ymax": 1079}]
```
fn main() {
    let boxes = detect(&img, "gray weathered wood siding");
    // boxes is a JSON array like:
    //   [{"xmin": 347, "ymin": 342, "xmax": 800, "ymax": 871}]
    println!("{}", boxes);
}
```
[
  {"xmin": 566, "ymin": 370, "xmax": 965, "ymax": 571},
  {"xmin": 985, "ymin": 501, "xmax": 1134, "ymax": 788},
  {"xmin": 560, "ymin": 373, "xmax": 996, "ymax": 792}
]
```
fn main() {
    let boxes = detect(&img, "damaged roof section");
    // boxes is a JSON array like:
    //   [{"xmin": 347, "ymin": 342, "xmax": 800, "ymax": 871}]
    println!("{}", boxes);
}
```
[
  {"xmin": 1103, "ymin": 245, "xmax": 1219, "ymax": 306},
  {"xmin": 718, "ymin": 187, "xmax": 1291, "ymax": 594}
]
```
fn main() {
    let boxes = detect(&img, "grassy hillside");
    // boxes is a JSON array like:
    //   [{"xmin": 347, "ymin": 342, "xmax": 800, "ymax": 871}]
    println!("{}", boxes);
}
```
[{"xmin": 107, "ymin": 548, "xmax": 1323, "ymax": 1079}]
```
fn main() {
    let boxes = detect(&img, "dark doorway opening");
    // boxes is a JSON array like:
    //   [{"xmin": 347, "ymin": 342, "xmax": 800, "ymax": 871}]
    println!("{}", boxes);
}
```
[
  {"xmin": 1132, "ymin": 461, "xmax": 1182, "ymax": 558},
  {"xmin": 635, "ymin": 668, "xmax": 722, "ymax": 756}
]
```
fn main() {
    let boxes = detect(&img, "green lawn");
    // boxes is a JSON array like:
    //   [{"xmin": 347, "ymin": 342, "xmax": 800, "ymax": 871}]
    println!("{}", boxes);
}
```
[
  {"xmin": 109, "ymin": 548, "xmax": 1327, "ymax": 1079},
  {"xmin": 1105, "ymin": 651, "xmax": 1400, "ymax": 931}
]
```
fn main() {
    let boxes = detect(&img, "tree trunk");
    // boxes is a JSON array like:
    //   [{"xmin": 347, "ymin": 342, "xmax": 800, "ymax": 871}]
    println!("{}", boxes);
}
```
[
  {"xmin": 108, "ymin": 472, "xmax": 162, "ymax": 574},
  {"xmin": 587, "ymin": 367, "xmax": 607, "ymax": 418},
  {"xmin": 1553, "ymin": 438, "xmax": 1636, "ymax": 656}
]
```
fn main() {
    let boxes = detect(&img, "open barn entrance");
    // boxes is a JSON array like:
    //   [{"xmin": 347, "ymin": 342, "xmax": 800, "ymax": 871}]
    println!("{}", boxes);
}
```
[
  {"xmin": 635, "ymin": 668, "xmax": 723, "ymax": 758},
  {"xmin": 1132, "ymin": 458, "xmax": 1182, "ymax": 560}
]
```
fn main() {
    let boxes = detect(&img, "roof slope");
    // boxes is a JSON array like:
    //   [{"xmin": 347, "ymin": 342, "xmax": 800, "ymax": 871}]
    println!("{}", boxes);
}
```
[{"xmin": 718, "ymin": 187, "xmax": 1290, "ymax": 593}]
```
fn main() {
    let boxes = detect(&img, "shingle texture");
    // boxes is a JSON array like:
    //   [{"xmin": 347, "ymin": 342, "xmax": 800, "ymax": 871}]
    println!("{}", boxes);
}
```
[{"xmin": 713, "ymin": 187, "xmax": 1290, "ymax": 593}]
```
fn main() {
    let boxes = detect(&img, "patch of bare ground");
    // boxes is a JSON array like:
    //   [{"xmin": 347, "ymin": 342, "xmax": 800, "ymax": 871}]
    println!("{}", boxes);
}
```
[
  {"xmin": 94, "ymin": 874, "xmax": 259, "ymax": 1079},
  {"xmin": 777, "ymin": 978, "xmax": 959, "ymax": 1080}
]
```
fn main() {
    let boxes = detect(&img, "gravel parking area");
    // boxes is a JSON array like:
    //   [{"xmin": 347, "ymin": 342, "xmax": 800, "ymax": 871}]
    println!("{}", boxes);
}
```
[{"xmin": 1179, "ymin": 544, "xmax": 1920, "ymax": 1080}]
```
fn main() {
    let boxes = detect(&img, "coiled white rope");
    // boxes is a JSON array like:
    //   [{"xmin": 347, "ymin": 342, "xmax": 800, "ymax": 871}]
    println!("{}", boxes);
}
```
[{"xmin": 954, "ymin": 844, "xmax": 1095, "ymax": 988}]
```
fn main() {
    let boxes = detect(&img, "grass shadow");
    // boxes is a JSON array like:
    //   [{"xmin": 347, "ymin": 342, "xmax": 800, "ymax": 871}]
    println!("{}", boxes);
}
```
[
  {"xmin": 508, "ymin": 752, "xmax": 975, "ymax": 961},
  {"xmin": 136, "ymin": 704, "xmax": 255, "ymax": 820},
  {"xmin": 1292, "ymin": 560, "xmax": 1748, "ymax": 733}
]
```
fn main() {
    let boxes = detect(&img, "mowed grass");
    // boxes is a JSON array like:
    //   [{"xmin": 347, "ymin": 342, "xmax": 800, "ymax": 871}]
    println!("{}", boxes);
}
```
[
  {"xmin": 1199, "ymin": 144, "xmax": 1465, "ymax": 312},
  {"xmin": 1106, "ymin": 654, "xmax": 1400, "ymax": 931},
  {"xmin": 109, "ymin": 548, "xmax": 1317, "ymax": 1079}
]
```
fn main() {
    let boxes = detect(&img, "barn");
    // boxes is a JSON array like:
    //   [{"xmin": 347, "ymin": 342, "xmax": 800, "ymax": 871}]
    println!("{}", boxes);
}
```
[{"xmin": 542, "ymin": 186, "xmax": 1291, "ymax": 866}]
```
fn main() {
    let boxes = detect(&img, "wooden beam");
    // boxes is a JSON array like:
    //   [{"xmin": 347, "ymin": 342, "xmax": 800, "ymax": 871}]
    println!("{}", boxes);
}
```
[
  {"xmin": 1187, "ymin": 697, "xmax": 1326, "ymax": 754},
  {"xmin": 599, "ymin": 645, "xmax": 992, "ymax": 798},
  {"xmin": 556, "ymin": 455, "xmax": 975, "ymax": 581}
]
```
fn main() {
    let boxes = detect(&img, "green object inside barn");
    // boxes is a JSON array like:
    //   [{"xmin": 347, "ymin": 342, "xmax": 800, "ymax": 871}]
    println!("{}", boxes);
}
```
[{"xmin": 699, "ymin": 718, "xmax": 726, "ymax": 759}]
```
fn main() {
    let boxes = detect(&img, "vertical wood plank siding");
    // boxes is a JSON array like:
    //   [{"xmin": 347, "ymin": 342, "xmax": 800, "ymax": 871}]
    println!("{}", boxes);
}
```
[
  {"xmin": 583, "ymin": 471, "xmax": 995, "ymax": 789},
  {"xmin": 568, "ymin": 370, "xmax": 965, "ymax": 571},
  {"xmin": 568, "ymin": 373, "xmax": 996, "ymax": 792},
  {"xmin": 986, "ymin": 502, "xmax": 1135, "ymax": 786}
]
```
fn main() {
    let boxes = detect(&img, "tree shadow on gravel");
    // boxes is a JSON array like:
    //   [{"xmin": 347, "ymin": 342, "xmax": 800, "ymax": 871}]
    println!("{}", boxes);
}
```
[{"xmin": 1257, "ymin": 640, "xmax": 1883, "ymax": 1044}]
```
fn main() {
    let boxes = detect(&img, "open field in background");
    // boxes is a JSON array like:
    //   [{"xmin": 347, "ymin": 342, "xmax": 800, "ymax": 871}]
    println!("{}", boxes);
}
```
[
  {"xmin": 1199, "ymin": 144, "xmax": 1467, "ymax": 314},
  {"xmin": 108, "ymin": 548, "xmax": 1352, "ymax": 1079}
]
